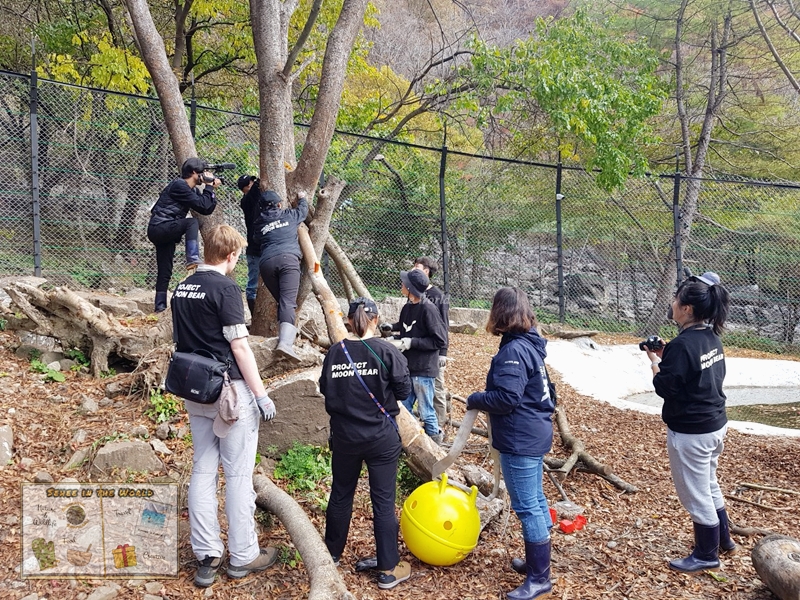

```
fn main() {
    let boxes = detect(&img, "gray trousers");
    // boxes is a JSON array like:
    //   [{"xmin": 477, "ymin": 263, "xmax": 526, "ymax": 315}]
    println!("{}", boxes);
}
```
[
  {"xmin": 433, "ymin": 364, "xmax": 448, "ymax": 428},
  {"xmin": 666, "ymin": 425, "xmax": 727, "ymax": 526}
]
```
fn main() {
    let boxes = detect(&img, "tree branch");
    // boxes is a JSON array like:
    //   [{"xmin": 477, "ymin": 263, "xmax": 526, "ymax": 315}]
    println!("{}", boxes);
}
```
[{"xmin": 283, "ymin": 0, "xmax": 322, "ymax": 77}]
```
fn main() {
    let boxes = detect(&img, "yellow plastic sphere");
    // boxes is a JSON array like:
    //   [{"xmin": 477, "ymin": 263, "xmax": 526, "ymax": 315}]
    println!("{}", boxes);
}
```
[{"xmin": 400, "ymin": 473, "xmax": 481, "ymax": 566}]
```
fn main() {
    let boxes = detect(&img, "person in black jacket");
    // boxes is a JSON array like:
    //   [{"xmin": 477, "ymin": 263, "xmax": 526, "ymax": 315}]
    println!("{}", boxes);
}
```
[
  {"xmin": 320, "ymin": 297, "xmax": 413, "ymax": 590},
  {"xmin": 254, "ymin": 189, "xmax": 308, "ymax": 360},
  {"xmin": 467, "ymin": 287, "xmax": 555, "ymax": 600},
  {"xmin": 413, "ymin": 257, "xmax": 450, "ymax": 434},
  {"xmin": 237, "ymin": 175, "xmax": 259, "ymax": 316},
  {"xmin": 384, "ymin": 269, "xmax": 448, "ymax": 443},
  {"xmin": 642, "ymin": 272, "xmax": 734, "ymax": 573},
  {"xmin": 147, "ymin": 157, "xmax": 219, "ymax": 313}
]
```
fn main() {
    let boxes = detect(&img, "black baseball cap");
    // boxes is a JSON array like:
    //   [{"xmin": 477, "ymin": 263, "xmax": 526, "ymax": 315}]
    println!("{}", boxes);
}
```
[
  {"xmin": 237, "ymin": 175, "xmax": 256, "ymax": 191},
  {"xmin": 348, "ymin": 297, "xmax": 379, "ymax": 317}
]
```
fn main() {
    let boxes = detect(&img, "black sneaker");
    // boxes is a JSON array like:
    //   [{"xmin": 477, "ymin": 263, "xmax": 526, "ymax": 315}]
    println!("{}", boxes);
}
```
[
  {"xmin": 331, "ymin": 555, "xmax": 340, "ymax": 567},
  {"xmin": 194, "ymin": 550, "xmax": 225, "ymax": 587},
  {"xmin": 377, "ymin": 560, "xmax": 411, "ymax": 590}
]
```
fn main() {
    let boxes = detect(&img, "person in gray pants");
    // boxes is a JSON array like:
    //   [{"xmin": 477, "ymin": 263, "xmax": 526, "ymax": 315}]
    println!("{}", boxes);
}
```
[{"xmin": 643, "ymin": 272, "xmax": 735, "ymax": 573}]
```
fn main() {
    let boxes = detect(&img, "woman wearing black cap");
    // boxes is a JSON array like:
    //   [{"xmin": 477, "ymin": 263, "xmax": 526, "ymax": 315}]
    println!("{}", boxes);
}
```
[
  {"xmin": 641, "ymin": 272, "xmax": 735, "ymax": 573},
  {"xmin": 253, "ymin": 189, "xmax": 308, "ymax": 359},
  {"xmin": 237, "ymin": 175, "xmax": 259, "ymax": 315},
  {"xmin": 320, "ymin": 297, "xmax": 413, "ymax": 589},
  {"xmin": 147, "ymin": 157, "xmax": 219, "ymax": 313}
]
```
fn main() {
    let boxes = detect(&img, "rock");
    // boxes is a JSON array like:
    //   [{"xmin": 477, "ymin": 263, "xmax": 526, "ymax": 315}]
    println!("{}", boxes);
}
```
[
  {"xmin": 79, "ymin": 396, "xmax": 99, "ymax": 415},
  {"xmin": 59, "ymin": 358, "xmax": 77, "ymax": 371},
  {"xmin": 150, "ymin": 439, "xmax": 172, "ymax": 455},
  {"xmin": 249, "ymin": 336, "xmax": 324, "ymax": 378},
  {"xmin": 42, "ymin": 351, "xmax": 65, "ymax": 365},
  {"xmin": 14, "ymin": 332, "xmax": 63, "ymax": 359},
  {"xmin": 155, "ymin": 423, "xmax": 170, "ymax": 440},
  {"xmin": 46, "ymin": 360, "xmax": 62, "ymax": 372},
  {"xmin": 0, "ymin": 424, "xmax": 12, "ymax": 468},
  {"xmin": 20, "ymin": 593, "xmax": 38, "ymax": 600},
  {"xmin": 86, "ymin": 584, "xmax": 120, "ymax": 600},
  {"xmin": 65, "ymin": 449, "xmax": 89, "ymax": 470},
  {"xmin": 99, "ymin": 398, "xmax": 113, "ymax": 407},
  {"xmin": 33, "ymin": 471, "xmax": 54, "ymax": 483},
  {"xmin": 450, "ymin": 307, "xmax": 490, "ymax": 330},
  {"xmin": 204, "ymin": 587, "xmax": 214, "ymax": 598},
  {"xmin": 90, "ymin": 441, "xmax": 163, "ymax": 477},
  {"xmin": 105, "ymin": 381, "xmax": 127, "ymax": 398},
  {"xmin": 564, "ymin": 271, "xmax": 608, "ymax": 310},
  {"xmin": 143, "ymin": 595, "xmax": 161, "ymax": 600},
  {"xmin": 374, "ymin": 296, "xmax": 406, "ymax": 324},
  {"xmin": 607, "ymin": 541, "xmax": 618, "ymax": 549},
  {"xmin": 176, "ymin": 426, "xmax": 189, "ymax": 439},
  {"xmin": 75, "ymin": 290, "xmax": 145, "ymax": 317},
  {"xmin": 20, "ymin": 457, "xmax": 34, "ymax": 469},
  {"xmin": 0, "ymin": 276, "xmax": 46, "ymax": 308},
  {"xmin": 257, "ymin": 367, "xmax": 328, "ymax": 456},
  {"xmin": 130, "ymin": 425, "xmax": 149, "ymax": 438},
  {"xmin": 123, "ymin": 288, "xmax": 157, "ymax": 314},
  {"xmin": 144, "ymin": 581, "xmax": 163, "ymax": 594},
  {"xmin": 71, "ymin": 429, "xmax": 88, "ymax": 445},
  {"xmin": 449, "ymin": 322, "xmax": 478, "ymax": 334}
]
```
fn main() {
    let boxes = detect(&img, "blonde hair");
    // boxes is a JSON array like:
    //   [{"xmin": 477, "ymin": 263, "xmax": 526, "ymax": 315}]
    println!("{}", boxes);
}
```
[{"xmin": 203, "ymin": 224, "xmax": 246, "ymax": 264}]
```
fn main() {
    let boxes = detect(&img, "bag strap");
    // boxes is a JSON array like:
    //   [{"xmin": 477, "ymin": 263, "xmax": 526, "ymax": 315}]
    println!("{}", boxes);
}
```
[
  {"xmin": 190, "ymin": 348, "xmax": 232, "ymax": 369},
  {"xmin": 339, "ymin": 340, "xmax": 398, "ymax": 432}
]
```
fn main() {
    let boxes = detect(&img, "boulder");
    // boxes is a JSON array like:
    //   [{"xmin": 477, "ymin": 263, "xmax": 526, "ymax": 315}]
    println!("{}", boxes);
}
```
[
  {"xmin": 375, "ymin": 296, "xmax": 406, "ymax": 324},
  {"xmin": 449, "ymin": 322, "xmax": 478, "ymax": 335},
  {"xmin": 564, "ymin": 272, "xmax": 608, "ymax": 310},
  {"xmin": 14, "ymin": 332, "xmax": 63, "ymax": 360},
  {"xmin": 0, "ymin": 276, "xmax": 46, "ymax": 310},
  {"xmin": 450, "ymin": 307, "xmax": 490, "ymax": 331},
  {"xmin": 122, "ymin": 288, "xmax": 157, "ymax": 314},
  {"xmin": 0, "ymin": 424, "xmax": 12, "ymax": 468},
  {"xmin": 249, "ymin": 336, "xmax": 324, "ymax": 378},
  {"xmin": 90, "ymin": 441, "xmax": 163, "ymax": 477},
  {"xmin": 257, "ymin": 367, "xmax": 328, "ymax": 456}
]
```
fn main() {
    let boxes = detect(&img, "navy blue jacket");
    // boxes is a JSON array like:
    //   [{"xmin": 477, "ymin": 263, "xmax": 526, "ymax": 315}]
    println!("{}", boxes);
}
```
[
  {"xmin": 467, "ymin": 328, "xmax": 554, "ymax": 456},
  {"xmin": 255, "ymin": 196, "xmax": 309, "ymax": 262}
]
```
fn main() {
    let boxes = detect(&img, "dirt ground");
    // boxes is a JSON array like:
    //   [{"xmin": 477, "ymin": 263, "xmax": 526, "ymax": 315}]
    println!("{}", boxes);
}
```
[{"xmin": 0, "ymin": 329, "xmax": 798, "ymax": 600}]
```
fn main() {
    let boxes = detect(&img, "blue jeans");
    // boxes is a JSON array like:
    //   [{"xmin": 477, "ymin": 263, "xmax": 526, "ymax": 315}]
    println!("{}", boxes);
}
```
[
  {"xmin": 402, "ymin": 376, "xmax": 439, "ymax": 437},
  {"xmin": 245, "ymin": 254, "xmax": 259, "ymax": 301},
  {"xmin": 500, "ymin": 453, "xmax": 551, "ymax": 543}
]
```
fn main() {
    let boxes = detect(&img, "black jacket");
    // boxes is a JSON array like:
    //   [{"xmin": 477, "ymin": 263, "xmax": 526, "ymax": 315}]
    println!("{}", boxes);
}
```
[
  {"xmin": 467, "ymin": 329, "xmax": 554, "ymax": 456},
  {"xmin": 241, "ymin": 184, "xmax": 261, "ymax": 257},
  {"xmin": 149, "ymin": 178, "xmax": 216, "ymax": 227},
  {"xmin": 653, "ymin": 326, "xmax": 727, "ymax": 434},
  {"xmin": 320, "ymin": 337, "xmax": 412, "ymax": 453},
  {"xmin": 425, "ymin": 285, "xmax": 450, "ymax": 356},
  {"xmin": 391, "ymin": 298, "xmax": 448, "ymax": 378},
  {"xmin": 255, "ymin": 197, "xmax": 309, "ymax": 261}
]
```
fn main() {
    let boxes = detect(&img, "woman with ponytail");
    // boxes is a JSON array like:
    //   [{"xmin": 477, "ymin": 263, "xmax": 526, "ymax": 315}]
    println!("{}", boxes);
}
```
[
  {"xmin": 642, "ymin": 272, "xmax": 735, "ymax": 573},
  {"xmin": 319, "ymin": 298, "xmax": 413, "ymax": 590}
]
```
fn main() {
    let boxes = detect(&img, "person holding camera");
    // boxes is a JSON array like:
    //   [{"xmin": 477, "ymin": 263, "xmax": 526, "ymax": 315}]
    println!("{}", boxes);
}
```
[
  {"xmin": 466, "ymin": 287, "xmax": 555, "ymax": 600},
  {"xmin": 237, "ymin": 175, "xmax": 260, "ymax": 316},
  {"xmin": 171, "ymin": 224, "xmax": 278, "ymax": 588},
  {"xmin": 412, "ymin": 257, "xmax": 450, "ymax": 436},
  {"xmin": 319, "ymin": 297, "xmax": 413, "ymax": 589},
  {"xmin": 642, "ymin": 271, "xmax": 735, "ymax": 573},
  {"xmin": 254, "ymin": 189, "xmax": 308, "ymax": 360},
  {"xmin": 147, "ymin": 157, "xmax": 219, "ymax": 313}
]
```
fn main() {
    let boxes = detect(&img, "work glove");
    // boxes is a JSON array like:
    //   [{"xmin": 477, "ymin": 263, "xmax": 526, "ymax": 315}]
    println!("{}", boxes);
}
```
[
  {"xmin": 438, "ymin": 356, "xmax": 447, "ymax": 369},
  {"xmin": 398, "ymin": 338, "xmax": 412, "ymax": 352},
  {"xmin": 465, "ymin": 392, "xmax": 480, "ymax": 411},
  {"xmin": 256, "ymin": 394, "xmax": 276, "ymax": 422}
]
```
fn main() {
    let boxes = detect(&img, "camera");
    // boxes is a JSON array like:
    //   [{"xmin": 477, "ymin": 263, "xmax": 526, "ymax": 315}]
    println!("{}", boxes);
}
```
[
  {"xmin": 639, "ymin": 335, "xmax": 664, "ymax": 352},
  {"xmin": 200, "ymin": 162, "xmax": 236, "ymax": 185}
]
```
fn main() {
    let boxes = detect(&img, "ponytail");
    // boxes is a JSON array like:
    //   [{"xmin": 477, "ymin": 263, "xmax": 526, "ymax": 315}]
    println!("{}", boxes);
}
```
[
  {"xmin": 676, "ymin": 278, "xmax": 731, "ymax": 335},
  {"xmin": 350, "ymin": 305, "xmax": 373, "ymax": 338},
  {"xmin": 706, "ymin": 284, "xmax": 730, "ymax": 335}
]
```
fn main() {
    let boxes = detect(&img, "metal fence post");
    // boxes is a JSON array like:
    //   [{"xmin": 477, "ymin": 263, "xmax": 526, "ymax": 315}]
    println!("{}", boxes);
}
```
[
  {"xmin": 672, "ymin": 172, "xmax": 683, "ymax": 282},
  {"xmin": 555, "ymin": 159, "xmax": 565, "ymax": 322},
  {"xmin": 438, "ymin": 145, "xmax": 450, "ymax": 295},
  {"xmin": 30, "ymin": 41, "xmax": 42, "ymax": 277}
]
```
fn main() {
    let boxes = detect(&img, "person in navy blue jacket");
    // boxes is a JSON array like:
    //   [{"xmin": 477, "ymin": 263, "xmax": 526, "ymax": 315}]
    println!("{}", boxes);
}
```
[
  {"xmin": 467, "ymin": 287, "xmax": 555, "ymax": 600},
  {"xmin": 254, "ymin": 189, "xmax": 308, "ymax": 360}
]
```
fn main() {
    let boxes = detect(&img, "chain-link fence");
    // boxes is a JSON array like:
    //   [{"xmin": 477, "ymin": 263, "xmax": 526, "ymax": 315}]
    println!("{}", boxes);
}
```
[{"xmin": 3, "ymin": 71, "xmax": 800, "ymax": 359}]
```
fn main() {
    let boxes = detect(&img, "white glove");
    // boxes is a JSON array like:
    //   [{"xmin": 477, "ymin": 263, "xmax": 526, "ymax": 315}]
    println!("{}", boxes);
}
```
[
  {"xmin": 438, "ymin": 356, "xmax": 447, "ymax": 369},
  {"xmin": 399, "ymin": 338, "xmax": 412, "ymax": 352},
  {"xmin": 256, "ymin": 394, "xmax": 276, "ymax": 421}
]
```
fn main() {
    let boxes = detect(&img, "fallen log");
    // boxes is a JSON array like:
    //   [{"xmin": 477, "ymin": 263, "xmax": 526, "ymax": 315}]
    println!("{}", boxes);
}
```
[
  {"xmin": 254, "ymin": 475, "xmax": 354, "ymax": 600},
  {"xmin": 751, "ymin": 534, "xmax": 800, "ymax": 600}
]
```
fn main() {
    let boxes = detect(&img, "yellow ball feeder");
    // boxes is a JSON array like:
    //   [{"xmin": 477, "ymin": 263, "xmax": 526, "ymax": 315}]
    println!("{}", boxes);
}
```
[{"xmin": 400, "ymin": 473, "xmax": 481, "ymax": 566}]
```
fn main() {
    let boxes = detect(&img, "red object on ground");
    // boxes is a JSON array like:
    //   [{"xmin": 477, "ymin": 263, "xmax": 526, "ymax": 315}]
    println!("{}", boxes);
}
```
[
  {"xmin": 574, "ymin": 514, "xmax": 587, "ymax": 530},
  {"xmin": 549, "ymin": 507, "xmax": 557, "ymax": 524},
  {"xmin": 559, "ymin": 519, "xmax": 576, "ymax": 534}
]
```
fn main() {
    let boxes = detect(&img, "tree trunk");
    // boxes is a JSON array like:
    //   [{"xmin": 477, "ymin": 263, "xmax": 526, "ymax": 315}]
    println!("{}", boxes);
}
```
[
  {"xmin": 325, "ymin": 235, "xmax": 372, "ymax": 300},
  {"xmin": 253, "ymin": 475, "xmax": 355, "ymax": 600},
  {"xmin": 751, "ymin": 534, "xmax": 800, "ymax": 600}
]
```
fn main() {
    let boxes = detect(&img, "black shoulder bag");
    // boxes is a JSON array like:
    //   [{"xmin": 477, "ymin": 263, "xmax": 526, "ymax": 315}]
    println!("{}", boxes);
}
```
[{"xmin": 164, "ymin": 349, "xmax": 231, "ymax": 404}]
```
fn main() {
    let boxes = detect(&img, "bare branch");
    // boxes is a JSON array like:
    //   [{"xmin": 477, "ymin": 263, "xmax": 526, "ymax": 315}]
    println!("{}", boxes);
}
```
[{"xmin": 283, "ymin": 0, "xmax": 322, "ymax": 77}]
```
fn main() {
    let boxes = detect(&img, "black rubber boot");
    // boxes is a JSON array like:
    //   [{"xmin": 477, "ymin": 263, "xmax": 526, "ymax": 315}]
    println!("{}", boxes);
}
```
[
  {"xmin": 507, "ymin": 539, "xmax": 552, "ymax": 600},
  {"xmin": 247, "ymin": 297, "xmax": 255, "ymax": 315},
  {"xmin": 185, "ymin": 239, "xmax": 202, "ymax": 267},
  {"xmin": 154, "ymin": 291, "xmax": 168, "ymax": 313},
  {"xmin": 717, "ymin": 508, "xmax": 736, "ymax": 554},
  {"xmin": 669, "ymin": 522, "xmax": 720, "ymax": 573}
]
